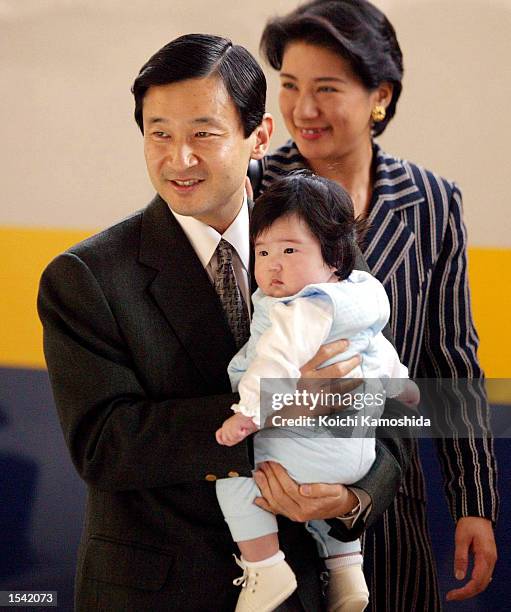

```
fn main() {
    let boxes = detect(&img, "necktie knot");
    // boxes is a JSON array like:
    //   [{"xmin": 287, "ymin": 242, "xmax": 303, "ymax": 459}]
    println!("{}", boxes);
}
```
[{"xmin": 216, "ymin": 239, "xmax": 233, "ymax": 266}]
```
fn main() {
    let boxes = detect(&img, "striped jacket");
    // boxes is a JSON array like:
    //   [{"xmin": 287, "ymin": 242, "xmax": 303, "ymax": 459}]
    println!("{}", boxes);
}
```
[{"xmin": 261, "ymin": 141, "xmax": 498, "ymax": 523}]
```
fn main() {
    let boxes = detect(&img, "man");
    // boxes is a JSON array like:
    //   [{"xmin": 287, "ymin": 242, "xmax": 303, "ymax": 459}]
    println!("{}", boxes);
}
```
[{"xmin": 38, "ymin": 34, "xmax": 409, "ymax": 611}]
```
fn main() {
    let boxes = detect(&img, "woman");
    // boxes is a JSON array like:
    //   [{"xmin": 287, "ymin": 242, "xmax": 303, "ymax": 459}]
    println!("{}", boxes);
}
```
[{"xmin": 255, "ymin": 1, "xmax": 498, "ymax": 610}]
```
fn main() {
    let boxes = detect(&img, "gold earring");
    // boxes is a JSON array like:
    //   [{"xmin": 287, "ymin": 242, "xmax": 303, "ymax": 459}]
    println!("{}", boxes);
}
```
[{"xmin": 371, "ymin": 105, "xmax": 386, "ymax": 122}]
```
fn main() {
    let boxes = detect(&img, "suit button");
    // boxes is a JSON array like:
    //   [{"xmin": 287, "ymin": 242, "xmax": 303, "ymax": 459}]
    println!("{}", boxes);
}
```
[
  {"xmin": 205, "ymin": 474, "xmax": 217, "ymax": 482},
  {"xmin": 227, "ymin": 471, "xmax": 239, "ymax": 478}
]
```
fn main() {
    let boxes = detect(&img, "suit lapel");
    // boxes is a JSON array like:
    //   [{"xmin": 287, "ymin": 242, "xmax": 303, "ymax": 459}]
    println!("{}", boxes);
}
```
[
  {"xmin": 139, "ymin": 196, "xmax": 236, "ymax": 388},
  {"xmin": 363, "ymin": 147, "xmax": 425, "ymax": 286}
]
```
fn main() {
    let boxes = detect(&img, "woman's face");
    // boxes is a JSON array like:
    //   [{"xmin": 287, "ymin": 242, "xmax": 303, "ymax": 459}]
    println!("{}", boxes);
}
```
[{"xmin": 278, "ymin": 42, "xmax": 388, "ymax": 166}]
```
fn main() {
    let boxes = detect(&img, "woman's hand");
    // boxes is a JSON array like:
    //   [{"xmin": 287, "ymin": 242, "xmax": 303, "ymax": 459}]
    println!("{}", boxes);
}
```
[
  {"xmin": 446, "ymin": 517, "xmax": 497, "ymax": 601},
  {"xmin": 216, "ymin": 413, "xmax": 258, "ymax": 446},
  {"xmin": 253, "ymin": 461, "xmax": 359, "ymax": 521}
]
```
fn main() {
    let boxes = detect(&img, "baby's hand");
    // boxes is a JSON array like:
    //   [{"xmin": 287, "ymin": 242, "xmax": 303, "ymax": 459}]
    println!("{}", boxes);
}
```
[{"xmin": 216, "ymin": 413, "xmax": 258, "ymax": 446}]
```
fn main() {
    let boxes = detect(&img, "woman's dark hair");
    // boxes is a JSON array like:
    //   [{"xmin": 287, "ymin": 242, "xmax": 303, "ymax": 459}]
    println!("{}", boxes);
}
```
[
  {"xmin": 132, "ymin": 33, "xmax": 266, "ymax": 137},
  {"xmin": 251, "ymin": 171, "xmax": 362, "ymax": 280},
  {"xmin": 260, "ymin": 0, "xmax": 403, "ymax": 136}
]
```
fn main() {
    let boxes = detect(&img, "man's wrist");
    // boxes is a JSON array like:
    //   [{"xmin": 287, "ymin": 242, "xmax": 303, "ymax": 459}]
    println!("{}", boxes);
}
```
[
  {"xmin": 336, "ymin": 487, "xmax": 372, "ymax": 527},
  {"xmin": 338, "ymin": 488, "xmax": 360, "ymax": 518}
]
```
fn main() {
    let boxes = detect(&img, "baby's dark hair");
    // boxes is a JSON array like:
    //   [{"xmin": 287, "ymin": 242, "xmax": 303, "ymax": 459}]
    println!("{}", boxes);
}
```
[{"xmin": 250, "ymin": 171, "xmax": 361, "ymax": 280}]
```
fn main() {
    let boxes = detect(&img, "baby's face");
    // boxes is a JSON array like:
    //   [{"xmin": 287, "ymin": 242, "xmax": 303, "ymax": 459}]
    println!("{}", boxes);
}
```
[{"xmin": 254, "ymin": 213, "xmax": 336, "ymax": 298}]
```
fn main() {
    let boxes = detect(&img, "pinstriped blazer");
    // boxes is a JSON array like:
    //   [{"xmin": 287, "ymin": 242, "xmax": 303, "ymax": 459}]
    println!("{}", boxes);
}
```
[{"xmin": 261, "ymin": 141, "xmax": 499, "ymax": 523}]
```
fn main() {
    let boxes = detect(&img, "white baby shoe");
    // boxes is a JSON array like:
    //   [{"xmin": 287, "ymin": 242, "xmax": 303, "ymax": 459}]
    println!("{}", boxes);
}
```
[
  {"xmin": 327, "ymin": 564, "xmax": 369, "ymax": 612},
  {"xmin": 233, "ymin": 555, "xmax": 297, "ymax": 612}
]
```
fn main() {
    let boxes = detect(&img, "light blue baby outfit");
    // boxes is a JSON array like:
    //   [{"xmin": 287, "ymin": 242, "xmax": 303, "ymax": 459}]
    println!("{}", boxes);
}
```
[{"xmin": 216, "ymin": 270, "xmax": 404, "ymax": 557}]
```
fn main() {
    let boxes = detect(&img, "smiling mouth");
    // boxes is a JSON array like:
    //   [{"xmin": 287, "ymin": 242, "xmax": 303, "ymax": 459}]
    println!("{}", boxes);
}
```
[
  {"xmin": 166, "ymin": 178, "xmax": 204, "ymax": 192},
  {"xmin": 300, "ymin": 127, "xmax": 327, "ymax": 133},
  {"xmin": 298, "ymin": 127, "xmax": 330, "ymax": 139},
  {"xmin": 169, "ymin": 179, "xmax": 203, "ymax": 186}
]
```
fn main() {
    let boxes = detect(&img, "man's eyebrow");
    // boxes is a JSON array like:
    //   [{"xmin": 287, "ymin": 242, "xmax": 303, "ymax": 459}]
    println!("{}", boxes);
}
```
[
  {"xmin": 145, "ymin": 116, "xmax": 225, "ymax": 128},
  {"xmin": 280, "ymin": 72, "xmax": 347, "ymax": 84},
  {"xmin": 190, "ymin": 117, "xmax": 225, "ymax": 128},
  {"xmin": 146, "ymin": 117, "xmax": 168, "ymax": 125}
]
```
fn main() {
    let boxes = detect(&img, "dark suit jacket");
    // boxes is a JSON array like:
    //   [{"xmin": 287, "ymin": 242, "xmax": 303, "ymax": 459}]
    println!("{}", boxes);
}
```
[{"xmin": 38, "ymin": 196, "xmax": 409, "ymax": 611}]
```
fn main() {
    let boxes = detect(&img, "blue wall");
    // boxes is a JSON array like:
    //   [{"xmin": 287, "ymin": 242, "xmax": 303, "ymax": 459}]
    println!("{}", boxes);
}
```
[{"xmin": 0, "ymin": 368, "xmax": 85, "ymax": 612}]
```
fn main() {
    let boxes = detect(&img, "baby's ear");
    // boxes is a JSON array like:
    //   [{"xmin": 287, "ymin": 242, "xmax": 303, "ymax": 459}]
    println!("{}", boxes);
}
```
[{"xmin": 328, "ymin": 267, "xmax": 340, "ymax": 281}]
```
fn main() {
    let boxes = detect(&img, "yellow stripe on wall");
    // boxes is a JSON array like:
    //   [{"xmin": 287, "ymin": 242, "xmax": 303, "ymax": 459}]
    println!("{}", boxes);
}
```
[
  {"xmin": 467, "ymin": 247, "xmax": 511, "ymax": 379},
  {"xmin": 0, "ymin": 226, "xmax": 95, "ymax": 369},
  {"xmin": 1, "ymin": 226, "xmax": 510, "ymax": 385}
]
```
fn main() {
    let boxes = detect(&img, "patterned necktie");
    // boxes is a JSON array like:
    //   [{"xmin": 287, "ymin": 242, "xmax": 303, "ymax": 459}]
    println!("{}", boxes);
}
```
[{"xmin": 213, "ymin": 239, "xmax": 250, "ymax": 349}]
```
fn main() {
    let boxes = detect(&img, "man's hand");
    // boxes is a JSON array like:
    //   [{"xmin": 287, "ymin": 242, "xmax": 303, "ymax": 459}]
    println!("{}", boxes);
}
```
[
  {"xmin": 216, "ymin": 413, "xmax": 258, "ymax": 446},
  {"xmin": 298, "ymin": 338, "xmax": 362, "ymax": 411},
  {"xmin": 262, "ymin": 339, "xmax": 362, "ymax": 427},
  {"xmin": 253, "ymin": 461, "xmax": 358, "ymax": 521},
  {"xmin": 300, "ymin": 338, "xmax": 361, "ymax": 384},
  {"xmin": 446, "ymin": 517, "xmax": 497, "ymax": 601}
]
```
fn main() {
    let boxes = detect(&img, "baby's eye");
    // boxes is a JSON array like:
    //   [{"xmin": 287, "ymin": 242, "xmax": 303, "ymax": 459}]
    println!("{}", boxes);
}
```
[
  {"xmin": 283, "ymin": 247, "xmax": 296, "ymax": 254},
  {"xmin": 258, "ymin": 250, "xmax": 268, "ymax": 256}
]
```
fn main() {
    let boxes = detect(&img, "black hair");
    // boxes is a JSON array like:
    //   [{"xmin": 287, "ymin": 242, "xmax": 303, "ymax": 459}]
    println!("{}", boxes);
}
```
[
  {"xmin": 132, "ymin": 33, "xmax": 266, "ymax": 137},
  {"xmin": 260, "ymin": 0, "xmax": 403, "ymax": 136},
  {"xmin": 250, "ymin": 171, "xmax": 362, "ymax": 280}
]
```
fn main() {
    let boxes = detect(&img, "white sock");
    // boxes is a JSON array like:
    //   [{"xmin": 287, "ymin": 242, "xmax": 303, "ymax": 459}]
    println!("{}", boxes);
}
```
[
  {"xmin": 325, "ymin": 553, "xmax": 363, "ymax": 570},
  {"xmin": 242, "ymin": 550, "xmax": 285, "ymax": 568}
]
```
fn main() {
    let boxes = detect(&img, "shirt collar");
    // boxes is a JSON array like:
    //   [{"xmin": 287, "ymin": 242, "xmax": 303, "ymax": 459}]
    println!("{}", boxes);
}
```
[{"xmin": 168, "ymin": 191, "xmax": 250, "ymax": 271}]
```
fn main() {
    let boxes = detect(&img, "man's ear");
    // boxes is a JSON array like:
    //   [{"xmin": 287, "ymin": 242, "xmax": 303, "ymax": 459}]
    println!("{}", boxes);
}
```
[{"xmin": 250, "ymin": 113, "xmax": 274, "ymax": 160}]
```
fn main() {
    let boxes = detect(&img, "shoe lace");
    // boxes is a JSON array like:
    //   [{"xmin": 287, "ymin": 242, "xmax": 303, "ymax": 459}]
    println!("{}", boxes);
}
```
[
  {"xmin": 232, "ymin": 555, "xmax": 259, "ymax": 592},
  {"xmin": 233, "ymin": 555, "xmax": 249, "ymax": 587}
]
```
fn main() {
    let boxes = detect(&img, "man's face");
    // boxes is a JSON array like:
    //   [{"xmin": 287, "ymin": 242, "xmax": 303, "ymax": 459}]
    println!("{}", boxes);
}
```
[{"xmin": 143, "ymin": 76, "xmax": 258, "ymax": 233}]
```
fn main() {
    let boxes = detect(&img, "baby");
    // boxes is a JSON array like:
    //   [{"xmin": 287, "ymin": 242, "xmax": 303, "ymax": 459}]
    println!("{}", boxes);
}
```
[{"xmin": 215, "ymin": 172, "xmax": 418, "ymax": 612}]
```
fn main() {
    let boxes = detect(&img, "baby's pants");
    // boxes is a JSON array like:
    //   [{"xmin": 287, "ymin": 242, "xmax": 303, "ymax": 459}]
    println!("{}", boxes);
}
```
[{"xmin": 216, "ymin": 431, "xmax": 375, "ymax": 558}]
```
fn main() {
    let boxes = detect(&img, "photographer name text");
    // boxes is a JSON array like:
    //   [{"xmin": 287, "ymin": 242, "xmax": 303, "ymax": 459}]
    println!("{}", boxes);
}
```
[{"xmin": 270, "ymin": 414, "xmax": 431, "ymax": 428}]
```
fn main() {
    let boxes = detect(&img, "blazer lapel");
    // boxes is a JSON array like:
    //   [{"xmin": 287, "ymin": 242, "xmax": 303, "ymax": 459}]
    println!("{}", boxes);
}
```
[
  {"xmin": 363, "ymin": 147, "xmax": 425, "ymax": 286},
  {"xmin": 139, "ymin": 196, "xmax": 236, "ymax": 388}
]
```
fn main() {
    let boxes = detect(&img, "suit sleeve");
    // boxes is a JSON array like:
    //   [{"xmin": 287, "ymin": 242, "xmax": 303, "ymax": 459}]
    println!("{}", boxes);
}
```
[
  {"xmin": 38, "ymin": 252, "xmax": 253, "ymax": 492},
  {"xmin": 417, "ymin": 184, "xmax": 499, "ymax": 523}
]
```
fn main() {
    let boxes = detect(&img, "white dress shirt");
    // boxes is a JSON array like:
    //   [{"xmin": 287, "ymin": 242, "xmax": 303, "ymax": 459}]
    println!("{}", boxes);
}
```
[{"xmin": 169, "ymin": 193, "xmax": 251, "ymax": 315}]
